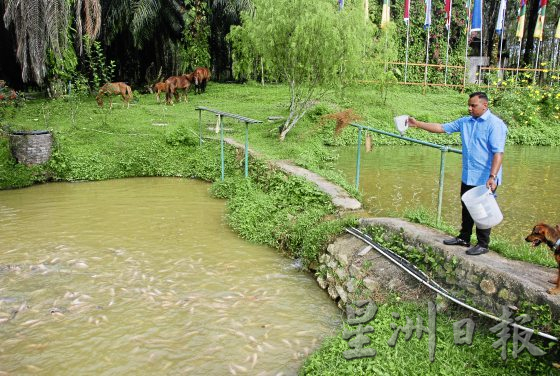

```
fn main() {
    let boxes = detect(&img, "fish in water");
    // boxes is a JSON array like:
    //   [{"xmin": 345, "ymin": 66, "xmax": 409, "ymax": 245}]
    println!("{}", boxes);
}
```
[{"xmin": 0, "ymin": 297, "xmax": 19, "ymax": 304}]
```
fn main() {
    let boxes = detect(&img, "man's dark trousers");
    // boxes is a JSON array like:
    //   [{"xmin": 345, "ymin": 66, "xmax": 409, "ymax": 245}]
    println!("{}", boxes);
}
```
[{"xmin": 458, "ymin": 182, "xmax": 495, "ymax": 248}]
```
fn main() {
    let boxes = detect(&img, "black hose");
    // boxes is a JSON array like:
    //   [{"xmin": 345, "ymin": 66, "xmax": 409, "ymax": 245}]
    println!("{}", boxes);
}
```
[{"xmin": 345, "ymin": 227, "xmax": 559, "ymax": 343}]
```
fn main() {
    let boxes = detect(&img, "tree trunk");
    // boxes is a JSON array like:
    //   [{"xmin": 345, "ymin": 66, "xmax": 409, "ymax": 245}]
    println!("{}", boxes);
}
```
[
  {"xmin": 484, "ymin": 0, "xmax": 499, "ymax": 65},
  {"xmin": 522, "ymin": 0, "xmax": 540, "ymax": 66}
]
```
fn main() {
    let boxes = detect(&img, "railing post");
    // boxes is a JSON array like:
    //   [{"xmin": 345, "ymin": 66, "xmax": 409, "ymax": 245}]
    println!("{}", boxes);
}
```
[
  {"xmin": 355, "ymin": 126, "xmax": 363, "ymax": 190},
  {"xmin": 244, "ymin": 122, "xmax": 249, "ymax": 178},
  {"xmin": 350, "ymin": 123, "xmax": 461, "ymax": 225},
  {"xmin": 198, "ymin": 109, "xmax": 203, "ymax": 146},
  {"xmin": 437, "ymin": 147, "xmax": 448, "ymax": 225},
  {"xmin": 219, "ymin": 114, "xmax": 224, "ymax": 181},
  {"xmin": 195, "ymin": 107, "xmax": 262, "ymax": 180}
]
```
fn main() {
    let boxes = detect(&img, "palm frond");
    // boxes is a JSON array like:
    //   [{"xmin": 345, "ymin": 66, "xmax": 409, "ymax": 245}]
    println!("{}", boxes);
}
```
[
  {"xmin": 3, "ymin": 0, "xmax": 69, "ymax": 84},
  {"xmin": 130, "ymin": 0, "xmax": 161, "ymax": 47},
  {"xmin": 212, "ymin": 0, "xmax": 254, "ymax": 19},
  {"xmin": 84, "ymin": 0, "xmax": 101, "ymax": 40},
  {"xmin": 75, "ymin": 0, "xmax": 84, "ymax": 54},
  {"xmin": 102, "ymin": 0, "xmax": 131, "ymax": 44}
]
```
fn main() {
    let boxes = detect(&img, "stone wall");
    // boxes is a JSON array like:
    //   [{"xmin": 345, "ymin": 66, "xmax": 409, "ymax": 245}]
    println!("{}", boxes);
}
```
[
  {"xmin": 9, "ymin": 131, "xmax": 53, "ymax": 165},
  {"xmin": 314, "ymin": 218, "xmax": 560, "ymax": 319}
]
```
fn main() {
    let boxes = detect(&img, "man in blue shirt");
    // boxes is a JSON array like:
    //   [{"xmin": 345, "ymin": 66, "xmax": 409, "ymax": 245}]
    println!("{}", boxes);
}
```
[{"xmin": 408, "ymin": 92, "xmax": 508, "ymax": 256}]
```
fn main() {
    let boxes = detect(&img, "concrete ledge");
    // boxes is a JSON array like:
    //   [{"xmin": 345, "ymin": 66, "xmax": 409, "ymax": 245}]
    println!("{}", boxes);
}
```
[
  {"xmin": 315, "ymin": 216, "xmax": 560, "ymax": 325},
  {"xmin": 358, "ymin": 218, "xmax": 560, "ymax": 317}
]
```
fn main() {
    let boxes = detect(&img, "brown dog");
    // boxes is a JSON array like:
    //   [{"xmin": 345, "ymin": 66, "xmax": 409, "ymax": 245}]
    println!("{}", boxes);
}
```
[{"xmin": 525, "ymin": 223, "xmax": 560, "ymax": 295}]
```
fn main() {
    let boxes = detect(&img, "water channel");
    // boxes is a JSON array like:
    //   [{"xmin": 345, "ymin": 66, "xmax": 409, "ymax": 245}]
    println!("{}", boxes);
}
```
[
  {"xmin": 0, "ymin": 178, "xmax": 341, "ymax": 375},
  {"xmin": 336, "ymin": 145, "xmax": 560, "ymax": 245}
]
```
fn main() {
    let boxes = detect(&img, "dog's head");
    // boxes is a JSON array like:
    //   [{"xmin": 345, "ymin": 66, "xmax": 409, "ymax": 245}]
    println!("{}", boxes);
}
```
[{"xmin": 525, "ymin": 223, "xmax": 559, "ymax": 248}]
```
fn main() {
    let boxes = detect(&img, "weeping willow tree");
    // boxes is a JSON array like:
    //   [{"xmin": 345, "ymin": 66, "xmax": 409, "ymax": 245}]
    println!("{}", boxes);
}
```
[{"xmin": 229, "ymin": 0, "xmax": 375, "ymax": 141}]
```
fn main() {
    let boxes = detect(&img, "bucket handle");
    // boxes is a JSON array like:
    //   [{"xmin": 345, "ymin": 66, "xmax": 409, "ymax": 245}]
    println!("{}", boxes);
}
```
[{"xmin": 486, "ymin": 187, "xmax": 498, "ymax": 198}]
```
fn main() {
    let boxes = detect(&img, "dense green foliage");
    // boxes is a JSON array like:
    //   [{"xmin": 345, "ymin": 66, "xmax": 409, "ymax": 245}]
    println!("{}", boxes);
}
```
[
  {"xmin": 211, "ymin": 172, "xmax": 357, "ymax": 264},
  {"xmin": 4, "ymin": 0, "xmax": 560, "ymax": 91}
]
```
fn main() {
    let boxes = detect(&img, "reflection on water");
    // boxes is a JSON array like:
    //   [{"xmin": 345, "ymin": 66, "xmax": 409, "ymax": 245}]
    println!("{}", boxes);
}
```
[
  {"xmin": 336, "ymin": 145, "xmax": 560, "ymax": 245},
  {"xmin": 0, "ymin": 178, "xmax": 341, "ymax": 375}
]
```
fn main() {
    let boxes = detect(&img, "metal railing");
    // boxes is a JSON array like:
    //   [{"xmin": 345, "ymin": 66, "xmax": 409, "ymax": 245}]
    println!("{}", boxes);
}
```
[
  {"xmin": 350, "ymin": 122, "xmax": 462, "ymax": 224},
  {"xmin": 195, "ymin": 106, "xmax": 262, "ymax": 180}
]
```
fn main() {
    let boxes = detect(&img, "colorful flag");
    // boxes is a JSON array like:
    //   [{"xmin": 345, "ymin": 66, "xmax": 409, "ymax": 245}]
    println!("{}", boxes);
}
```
[
  {"xmin": 556, "ymin": 18, "xmax": 560, "ymax": 39},
  {"xmin": 338, "ymin": 0, "xmax": 344, "ymax": 11},
  {"xmin": 424, "ymin": 0, "xmax": 432, "ymax": 29},
  {"xmin": 496, "ymin": 0, "xmax": 507, "ymax": 35},
  {"xmin": 471, "ymin": 0, "xmax": 483, "ymax": 33},
  {"xmin": 381, "ymin": 0, "xmax": 390, "ymax": 28},
  {"xmin": 515, "ymin": 0, "xmax": 526, "ymax": 41},
  {"xmin": 444, "ymin": 0, "xmax": 452, "ymax": 30},
  {"xmin": 404, "ymin": 0, "xmax": 410, "ymax": 24},
  {"xmin": 533, "ymin": 0, "xmax": 547, "ymax": 41}
]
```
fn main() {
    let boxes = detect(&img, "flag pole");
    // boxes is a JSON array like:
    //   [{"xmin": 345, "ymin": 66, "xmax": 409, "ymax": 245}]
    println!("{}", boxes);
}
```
[
  {"xmin": 552, "ymin": 39, "xmax": 559, "ymax": 85},
  {"xmin": 384, "ymin": 0, "xmax": 390, "ymax": 74},
  {"xmin": 478, "ymin": 19, "xmax": 483, "ymax": 86},
  {"xmin": 497, "ymin": 31, "xmax": 505, "ymax": 82},
  {"xmin": 444, "ymin": 0, "xmax": 453, "ymax": 85},
  {"xmin": 533, "ymin": 40, "xmax": 541, "ymax": 83},
  {"xmin": 515, "ymin": 39, "xmax": 522, "ymax": 83},
  {"xmin": 405, "ymin": 21, "xmax": 410, "ymax": 83},
  {"xmin": 496, "ymin": 0, "xmax": 506, "ymax": 83},
  {"xmin": 462, "ymin": 0, "xmax": 472, "ymax": 93},
  {"xmin": 424, "ymin": 28, "xmax": 431, "ymax": 94}
]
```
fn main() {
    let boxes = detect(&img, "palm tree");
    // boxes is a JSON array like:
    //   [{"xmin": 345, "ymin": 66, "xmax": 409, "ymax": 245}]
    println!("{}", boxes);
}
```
[
  {"xmin": 101, "ymin": 0, "xmax": 184, "ymax": 49},
  {"xmin": 75, "ymin": 0, "xmax": 102, "ymax": 55},
  {"xmin": 2, "ymin": 0, "xmax": 102, "ymax": 86},
  {"xmin": 210, "ymin": 0, "xmax": 253, "ymax": 20},
  {"xmin": 2, "ymin": 0, "xmax": 69, "ymax": 85},
  {"xmin": 100, "ymin": 0, "xmax": 185, "ymax": 83}
]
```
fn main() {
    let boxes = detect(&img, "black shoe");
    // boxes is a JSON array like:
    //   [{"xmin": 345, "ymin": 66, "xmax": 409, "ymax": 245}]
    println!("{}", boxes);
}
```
[
  {"xmin": 465, "ymin": 245, "xmax": 489, "ymax": 255},
  {"xmin": 443, "ymin": 237, "xmax": 470, "ymax": 247}
]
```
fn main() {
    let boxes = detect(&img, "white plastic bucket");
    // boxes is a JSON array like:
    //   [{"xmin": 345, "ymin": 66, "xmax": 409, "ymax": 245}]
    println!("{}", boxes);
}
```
[
  {"xmin": 394, "ymin": 115, "xmax": 409, "ymax": 135},
  {"xmin": 461, "ymin": 185, "xmax": 503, "ymax": 229}
]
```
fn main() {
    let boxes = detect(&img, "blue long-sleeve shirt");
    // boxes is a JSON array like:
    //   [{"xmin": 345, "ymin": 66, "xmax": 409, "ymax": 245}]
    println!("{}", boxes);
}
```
[{"xmin": 443, "ymin": 109, "xmax": 508, "ymax": 186}]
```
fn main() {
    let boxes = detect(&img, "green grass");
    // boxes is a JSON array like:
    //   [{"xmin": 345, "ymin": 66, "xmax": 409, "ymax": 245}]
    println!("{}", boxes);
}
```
[{"xmin": 300, "ymin": 298, "xmax": 559, "ymax": 376}]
